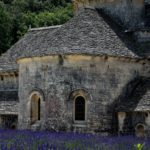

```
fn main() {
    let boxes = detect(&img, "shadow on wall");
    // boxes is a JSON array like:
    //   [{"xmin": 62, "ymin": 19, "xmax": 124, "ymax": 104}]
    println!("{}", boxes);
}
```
[
  {"xmin": 108, "ymin": 77, "xmax": 150, "ymax": 135},
  {"xmin": 0, "ymin": 115, "xmax": 18, "ymax": 130},
  {"xmin": 96, "ymin": 9, "xmax": 142, "ymax": 57}
]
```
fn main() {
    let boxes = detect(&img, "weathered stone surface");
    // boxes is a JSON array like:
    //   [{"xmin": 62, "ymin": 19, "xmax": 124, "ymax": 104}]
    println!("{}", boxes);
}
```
[
  {"xmin": 0, "ymin": 91, "xmax": 18, "ymax": 101},
  {"xmin": 12, "ymin": 9, "xmax": 138, "ymax": 60},
  {"xmin": 0, "ymin": 101, "xmax": 18, "ymax": 114},
  {"xmin": 73, "ymin": 0, "xmax": 145, "ymax": 28},
  {"xmin": 117, "ymin": 77, "xmax": 150, "ymax": 111},
  {"xmin": 0, "ymin": 1, "xmax": 149, "ymax": 137},
  {"xmin": 134, "ymin": 30, "xmax": 150, "ymax": 42},
  {"xmin": 0, "ymin": 3, "xmax": 149, "ymax": 72},
  {"xmin": 18, "ymin": 55, "xmax": 150, "ymax": 135}
]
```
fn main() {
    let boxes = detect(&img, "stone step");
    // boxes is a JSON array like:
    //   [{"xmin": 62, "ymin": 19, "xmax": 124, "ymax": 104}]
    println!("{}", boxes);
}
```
[
  {"xmin": 31, "ymin": 121, "xmax": 41, "ymax": 131},
  {"xmin": 73, "ymin": 123, "xmax": 87, "ymax": 133}
]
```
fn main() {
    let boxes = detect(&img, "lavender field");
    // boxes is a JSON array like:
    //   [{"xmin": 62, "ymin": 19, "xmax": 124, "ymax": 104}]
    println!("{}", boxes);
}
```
[{"xmin": 0, "ymin": 130, "xmax": 149, "ymax": 150}]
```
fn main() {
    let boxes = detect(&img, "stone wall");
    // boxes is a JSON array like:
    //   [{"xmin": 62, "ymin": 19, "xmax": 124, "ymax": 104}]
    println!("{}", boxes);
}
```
[
  {"xmin": 0, "ymin": 73, "xmax": 18, "ymax": 90},
  {"xmin": 18, "ymin": 55, "xmax": 149, "ymax": 134},
  {"xmin": 0, "ymin": 72, "xmax": 19, "ymax": 129},
  {"xmin": 0, "ymin": 101, "xmax": 18, "ymax": 115},
  {"xmin": 0, "ymin": 91, "xmax": 18, "ymax": 101},
  {"xmin": 134, "ymin": 30, "xmax": 150, "ymax": 42}
]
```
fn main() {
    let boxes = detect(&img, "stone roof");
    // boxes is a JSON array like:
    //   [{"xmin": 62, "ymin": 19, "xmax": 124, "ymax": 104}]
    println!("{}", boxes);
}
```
[
  {"xmin": 0, "ymin": 26, "xmax": 60, "ymax": 72},
  {"xmin": 0, "ymin": 8, "xmax": 145, "ymax": 72},
  {"xmin": 117, "ymin": 78, "xmax": 150, "ymax": 112},
  {"xmin": 135, "ymin": 90, "xmax": 150, "ymax": 111},
  {"xmin": 16, "ymin": 8, "xmax": 138, "ymax": 59}
]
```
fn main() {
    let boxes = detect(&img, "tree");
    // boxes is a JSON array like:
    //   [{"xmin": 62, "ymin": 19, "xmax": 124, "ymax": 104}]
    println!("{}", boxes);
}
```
[
  {"xmin": 0, "ymin": 2, "xmax": 12, "ymax": 54},
  {"xmin": 0, "ymin": 0, "xmax": 73, "ymax": 54}
]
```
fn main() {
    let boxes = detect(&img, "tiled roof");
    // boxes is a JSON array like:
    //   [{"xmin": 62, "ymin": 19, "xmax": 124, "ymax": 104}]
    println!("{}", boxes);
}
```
[
  {"xmin": 0, "ymin": 8, "xmax": 145, "ymax": 72},
  {"xmin": 16, "ymin": 8, "xmax": 138, "ymax": 59},
  {"xmin": 0, "ymin": 26, "xmax": 60, "ymax": 72}
]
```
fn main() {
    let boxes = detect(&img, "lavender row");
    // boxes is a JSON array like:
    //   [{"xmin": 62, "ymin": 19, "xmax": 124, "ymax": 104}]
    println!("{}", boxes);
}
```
[{"xmin": 0, "ymin": 130, "xmax": 149, "ymax": 150}]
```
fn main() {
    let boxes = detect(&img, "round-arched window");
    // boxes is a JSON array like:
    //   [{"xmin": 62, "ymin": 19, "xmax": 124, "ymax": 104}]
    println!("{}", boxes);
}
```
[
  {"xmin": 135, "ymin": 123, "xmax": 145, "ymax": 137},
  {"xmin": 30, "ymin": 93, "xmax": 41, "ymax": 124},
  {"xmin": 75, "ymin": 96, "xmax": 85, "ymax": 121}
]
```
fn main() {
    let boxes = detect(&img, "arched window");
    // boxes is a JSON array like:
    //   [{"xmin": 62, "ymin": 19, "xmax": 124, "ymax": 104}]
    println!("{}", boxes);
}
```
[
  {"xmin": 135, "ymin": 123, "xmax": 145, "ymax": 137},
  {"xmin": 30, "ymin": 94, "xmax": 41, "ymax": 124},
  {"xmin": 75, "ymin": 96, "xmax": 85, "ymax": 121}
]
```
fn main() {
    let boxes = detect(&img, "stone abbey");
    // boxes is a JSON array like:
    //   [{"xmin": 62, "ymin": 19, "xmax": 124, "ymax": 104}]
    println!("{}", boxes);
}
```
[{"xmin": 0, "ymin": 0, "xmax": 149, "ymax": 137}]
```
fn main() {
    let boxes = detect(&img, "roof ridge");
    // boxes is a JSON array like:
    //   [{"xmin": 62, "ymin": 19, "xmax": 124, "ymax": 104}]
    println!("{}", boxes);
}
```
[{"xmin": 29, "ymin": 25, "xmax": 62, "ymax": 31}]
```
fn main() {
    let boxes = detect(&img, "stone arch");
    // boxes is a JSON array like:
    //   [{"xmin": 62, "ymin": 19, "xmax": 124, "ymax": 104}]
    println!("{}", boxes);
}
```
[
  {"xmin": 69, "ymin": 89, "xmax": 91, "ymax": 101},
  {"xmin": 28, "ymin": 89, "xmax": 45, "ymax": 125},
  {"xmin": 29, "ymin": 89, "xmax": 45, "ymax": 102},
  {"xmin": 11, "ymin": 122, "xmax": 17, "ymax": 130},
  {"xmin": 135, "ymin": 123, "xmax": 145, "ymax": 137},
  {"xmin": 69, "ymin": 89, "xmax": 91, "ymax": 123}
]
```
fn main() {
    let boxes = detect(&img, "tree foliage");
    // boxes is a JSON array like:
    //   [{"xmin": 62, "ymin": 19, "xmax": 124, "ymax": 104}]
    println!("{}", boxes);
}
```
[
  {"xmin": 0, "ymin": 1, "xmax": 12, "ymax": 54},
  {"xmin": 0, "ymin": 0, "xmax": 73, "ymax": 54}
]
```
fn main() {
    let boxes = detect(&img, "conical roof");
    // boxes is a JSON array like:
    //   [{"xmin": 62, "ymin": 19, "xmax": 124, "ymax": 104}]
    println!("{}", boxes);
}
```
[
  {"xmin": 0, "ymin": 8, "xmax": 141, "ymax": 72},
  {"xmin": 16, "ymin": 8, "xmax": 138, "ymax": 59}
]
